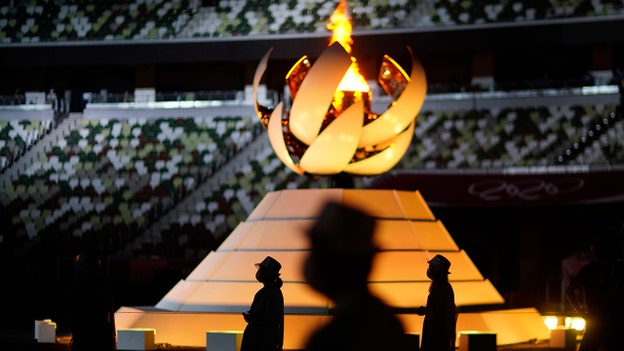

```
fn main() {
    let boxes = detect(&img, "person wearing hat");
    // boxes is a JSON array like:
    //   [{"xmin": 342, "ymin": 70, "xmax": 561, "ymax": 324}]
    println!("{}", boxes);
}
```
[
  {"xmin": 416, "ymin": 254, "xmax": 457, "ymax": 351},
  {"xmin": 241, "ymin": 256, "xmax": 284, "ymax": 351},
  {"xmin": 303, "ymin": 201, "xmax": 412, "ymax": 351}
]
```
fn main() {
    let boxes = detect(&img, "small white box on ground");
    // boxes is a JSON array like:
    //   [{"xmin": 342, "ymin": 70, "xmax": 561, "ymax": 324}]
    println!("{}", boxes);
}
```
[
  {"xmin": 206, "ymin": 330, "xmax": 243, "ymax": 351},
  {"xmin": 550, "ymin": 328, "xmax": 576, "ymax": 350},
  {"xmin": 34, "ymin": 319, "xmax": 56, "ymax": 343},
  {"xmin": 459, "ymin": 331, "xmax": 496, "ymax": 351},
  {"xmin": 117, "ymin": 328, "xmax": 156, "ymax": 350}
]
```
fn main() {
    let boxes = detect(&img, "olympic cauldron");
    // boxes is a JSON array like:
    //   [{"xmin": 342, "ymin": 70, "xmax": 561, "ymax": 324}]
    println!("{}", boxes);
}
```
[{"xmin": 252, "ymin": 41, "xmax": 427, "ymax": 177}]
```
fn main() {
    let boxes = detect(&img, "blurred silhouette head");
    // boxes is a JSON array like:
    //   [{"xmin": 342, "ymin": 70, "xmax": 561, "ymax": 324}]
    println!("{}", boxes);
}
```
[{"xmin": 304, "ymin": 201, "xmax": 378, "ymax": 298}]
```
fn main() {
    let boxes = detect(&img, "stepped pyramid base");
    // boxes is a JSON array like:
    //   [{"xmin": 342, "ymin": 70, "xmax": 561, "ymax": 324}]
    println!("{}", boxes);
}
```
[{"xmin": 115, "ymin": 189, "xmax": 550, "ymax": 349}]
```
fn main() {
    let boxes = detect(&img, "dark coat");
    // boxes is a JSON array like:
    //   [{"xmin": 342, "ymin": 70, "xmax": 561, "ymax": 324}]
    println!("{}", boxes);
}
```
[
  {"xmin": 567, "ymin": 259, "xmax": 624, "ymax": 351},
  {"xmin": 305, "ymin": 292, "xmax": 412, "ymax": 351},
  {"xmin": 241, "ymin": 282, "xmax": 284, "ymax": 351},
  {"xmin": 420, "ymin": 279, "xmax": 457, "ymax": 351}
]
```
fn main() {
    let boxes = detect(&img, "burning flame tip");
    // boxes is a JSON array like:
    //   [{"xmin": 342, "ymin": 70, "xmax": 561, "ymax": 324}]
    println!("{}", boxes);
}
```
[
  {"xmin": 326, "ymin": 0, "xmax": 369, "ymax": 93},
  {"xmin": 327, "ymin": 0, "xmax": 353, "ymax": 53}
]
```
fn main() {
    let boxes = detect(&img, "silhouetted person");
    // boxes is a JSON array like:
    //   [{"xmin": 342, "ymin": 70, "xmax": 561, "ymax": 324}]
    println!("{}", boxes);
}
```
[
  {"xmin": 241, "ymin": 256, "xmax": 284, "ymax": 351},
  {"xmin": 416, "ymin": 254, "xmax": 457, "ymax": 351},
  {"xmin": 560, "ymin": 242, "xmax": 592, "ymax": 311},
  {"xmin": 303, "ymin": 201, "xmax": 411, "ymax": 351},
  {"xmin": 566, "ymin": 235, "xmax": 624, "ymax": 351},
  {"xmin": 68, "ymin": 250, "xmax": 116, "ymax": 351}
]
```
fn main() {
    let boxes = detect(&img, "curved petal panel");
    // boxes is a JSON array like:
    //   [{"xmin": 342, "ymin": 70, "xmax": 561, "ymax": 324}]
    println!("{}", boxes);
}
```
[
  {"xmin": 299, "ymin": 100, "xmax": 364, "ymax": 175},
  {"xmin": 253, "ymin": 47, "xmax": 275, "ymax": 127},
  {"xmin": 344, "ymin": 121, "xmax": 415, "ymax": 175},
  {"xmin": 267, "ymin": 102, "xmax": 304, "ymax": 175},
  {"xmin": 358, "ymin": 47, "xmax": 426, "ymax": 148},
  {"xmin": 289, "ymin": 42, "xmax": 353, "ymax": 146}
]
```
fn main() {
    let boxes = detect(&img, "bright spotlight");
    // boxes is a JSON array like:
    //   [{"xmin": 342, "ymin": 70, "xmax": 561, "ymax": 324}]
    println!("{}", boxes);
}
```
[{"xmin": 544, "ymin": 316, "xmax": 559, "ymax": 330}]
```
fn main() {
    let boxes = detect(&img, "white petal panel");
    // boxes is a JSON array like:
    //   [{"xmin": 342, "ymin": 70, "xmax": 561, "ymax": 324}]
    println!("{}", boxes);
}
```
[
  {"xmin": 299, "ymin": 99, "xmax": 363, "ymax": 174},
  {"xmin": 289, "ymin": 42, "xmax": 353, "ymax": 146},
  {"xmin": 359, "ymin": 49, "xmax": 427, "ymax": 148},
  {"xmin": 253, "ymin": 47, "xmax": 273, "ymax": 114},
  {"xmin": 343, "ymin": 120, "xmax": 415, "ymax": 175},
  {"xmin": 267, "ymin": 102, "xmax": 304, "ymax": 175}
]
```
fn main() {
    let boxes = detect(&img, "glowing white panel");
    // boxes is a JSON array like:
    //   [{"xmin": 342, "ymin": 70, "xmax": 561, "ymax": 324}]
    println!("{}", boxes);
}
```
[
  {"xmin": 248, "ymin": 188, "xmax": 343, "ymax": 220},
  {"xmin": 185, "ymin": 251, "xmax": 233, "ymax": 281},
  {"xmin": 371, "ymin": 250, "xmax": 484, "ymax": 282},
  {"xmin": 369, "ymin": 282, "xmax": 428, "ymax": 308},
  {"xmin": 220, "ymin": 220, "xmax": 312, "ymax": 251},
  {"xmin": 267, "ymin": 102, "xmax": 304, "ymax": 175},
  {"xmin": 289, "ymin": 42, "xmax": 353, "ymax": 145},
  {"xmin": 452, "ymin": 250, "xmax": 486, "ymax": 279},
  {"xmin": 299, "ymin": 100, "xmax": 363, "ymax": 174},
  {"xmin": 173, "ymin": 281, "xmax": 265, "ymax": 312},
  {"xmin": 174, "ymin": 281, "xmax": 330, "ymax": 314},
  {"xmin": 451, "ymin": 280, "xmax": 506, "ymax": 306},
  {"xmin": 121, "ymin": 189, "xmax": 547, "ymax": 351},
  {"xmin": 345, "ymin": 121, "xmax": 415, "ymax": 175},
  {"xmin": 372, "ymin": 220, "xmax": 426, "ymax": 250},
  {"xmin": 342, "ymin": 189, "xmax": 434, "ymax": 220},
  {"xmin": 372, "ymin": 220, "xmax": 457, "ymax": 251},
  {"xmin": 411, "ymin": 220, "xmax": 459, "ymax": 250},
  {"xmin": 209, "ymin": 251, "xmax": 306, "ymax": 282},
  {"xmin": 399, "ymin": 308, "xmax": 550, "ymax": 346},
  {"xmin": 248, "ymin": 189, "xmax": 434, "ymax": 220},
  {"xmin": 360, "ymin": 50, "xmax": 427, "ymax": 147},
  {"xmin": 370, "ymin": 252, "xmax": 432, "ymax": 282},
  {"xmin": 253, "ymin": 46, "xmax": 272, "ymax": 115},
  {"xmin": 217, "ymin": 222, "xmax": 251, "ymax": 250},
  {"xmin": 395, "ymin": 190, "xmax": 436, "ymax": 220},
  {"xmin": 370, "ymin": 280, "xmax": 504, "ymax": 309},
  {"xmin": 456, "ymin": 308, "xmax": 551, "ymax": 345},
  {"xmin": 155, "ymin": 279, "xmax": 202, "ymax": 311}
]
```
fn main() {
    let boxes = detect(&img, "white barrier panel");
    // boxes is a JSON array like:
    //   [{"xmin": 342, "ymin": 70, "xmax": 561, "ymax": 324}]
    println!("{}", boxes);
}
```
[
  {"xmin": 34, "ymin": 319, "xmax": 56, "ymax": 343},
  {"xmin": 117, "ymin": 328, "xmax": 156, "ymax": 350},
  {"xmin": 206, "ymin": 330, "xmax": 243, "ymax": 351}
]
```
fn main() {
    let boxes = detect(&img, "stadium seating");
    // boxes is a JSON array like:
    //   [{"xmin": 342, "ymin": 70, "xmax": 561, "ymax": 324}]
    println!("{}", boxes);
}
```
[
  {"xmin": 0, "ymin": 114, "xmax": 262, "ymax": 257},
  {"xmin": 0, "ymin": 118, "xmax": 53, "ymax": 172},
  {"xmin": 1, "ymin": 93, "xmax": 623, "ymax": 259},
  {"xmin": 401, "ymin": 103, "xmax": 622, "ymax": 169},
  {"xmin": 1, "ymin": 0, "xmax": 623, "ymax": 43}
]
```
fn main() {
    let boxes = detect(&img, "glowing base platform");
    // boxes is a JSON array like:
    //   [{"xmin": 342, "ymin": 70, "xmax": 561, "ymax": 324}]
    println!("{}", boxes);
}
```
[{"xmin": 115, "ymin": 189, "xmax": 550, "ymax": 349}]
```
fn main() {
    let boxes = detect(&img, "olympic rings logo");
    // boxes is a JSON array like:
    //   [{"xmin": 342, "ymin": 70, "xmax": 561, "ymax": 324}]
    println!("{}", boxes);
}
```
[{"xmin": 467, "ymin": 178, "xmax": 585, "ymax": 201}]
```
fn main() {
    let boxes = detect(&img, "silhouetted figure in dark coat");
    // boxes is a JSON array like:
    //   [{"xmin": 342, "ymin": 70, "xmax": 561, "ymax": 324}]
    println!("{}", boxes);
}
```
[
  {"xmin": 303, "ymin": 201, "xmax": 411, "ymax": 351},
  {"xmin": 241, "ymin": 256, "xmax": 284, "ymax": 351},
  {"xmin": 416, "ymin": 254, "xmax": 457, "ymax": 351},
  {"xmin": 68, "ymin": 250, "xmax": 116, "ymax": 351},
  {"xmin": 566, "ymin": 235, "xmax": 624, "ymax": 351}
]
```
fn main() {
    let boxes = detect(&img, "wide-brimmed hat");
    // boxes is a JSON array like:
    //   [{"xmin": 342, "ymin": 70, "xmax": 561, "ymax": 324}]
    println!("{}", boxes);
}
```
[
  {"xmin": 306, "ymin": 201, "xmax": 377, "ymax": 255},
  {"xmin": 256, "ymin": 256, "xmax": 282, "ymax": 276},
  {"xmin": 428, "ymin": 254, "xmax": 451, "ymax": 274}
]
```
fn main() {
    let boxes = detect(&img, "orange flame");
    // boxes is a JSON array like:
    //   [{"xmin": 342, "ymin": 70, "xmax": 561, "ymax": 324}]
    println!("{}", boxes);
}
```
[{"xmin": 327, "ymin": 0, "xmax": 370, "ymax": 93}]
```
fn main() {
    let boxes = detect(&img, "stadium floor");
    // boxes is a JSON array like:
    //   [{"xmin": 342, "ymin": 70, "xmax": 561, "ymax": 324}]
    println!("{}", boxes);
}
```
[{"xmin": 1, "ymin": 327, "xmax": 569, "ymax": 351}]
